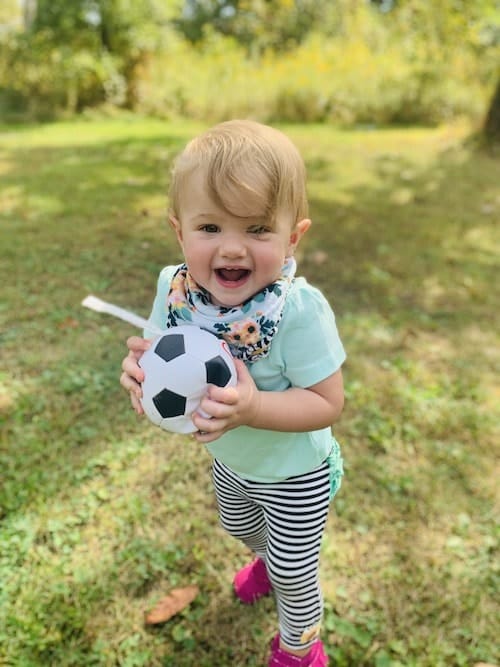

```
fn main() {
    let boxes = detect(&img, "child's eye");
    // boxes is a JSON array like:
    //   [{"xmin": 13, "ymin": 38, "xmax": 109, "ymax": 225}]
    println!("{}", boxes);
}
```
[
  {"xmin": 248, "ymin": 225, "xmax": 272, "ymax": 235},
  {"xmin": 199, "ymin": 224, "xmax": 219, "ymax": 233}
]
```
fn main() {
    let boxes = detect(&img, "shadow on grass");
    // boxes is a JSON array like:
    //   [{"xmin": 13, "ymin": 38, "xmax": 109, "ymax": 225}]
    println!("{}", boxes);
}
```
[
  {"xmin": 304, "ymin": 143, "xmax": 498, "ymax": 321},
  {"xmin": 6, "ymin": 544, "xmax": 274, "ymax": 666}
]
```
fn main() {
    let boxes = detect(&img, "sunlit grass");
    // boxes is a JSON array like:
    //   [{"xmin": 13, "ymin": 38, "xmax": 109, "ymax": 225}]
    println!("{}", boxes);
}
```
[{"xmin": 1, "ymin": 117, "xmax": 498, "ymax": 666}]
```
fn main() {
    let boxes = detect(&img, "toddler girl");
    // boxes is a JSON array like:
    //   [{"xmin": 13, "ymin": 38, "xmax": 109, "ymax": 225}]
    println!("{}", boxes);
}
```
[{"xmin": 120, "ymin": 119, "xmax": 346, "ymax": 666}]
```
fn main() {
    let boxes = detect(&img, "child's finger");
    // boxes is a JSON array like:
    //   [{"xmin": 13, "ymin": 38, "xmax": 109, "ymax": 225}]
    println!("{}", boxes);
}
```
[
  {"xmin": 198, "ymin": 397, "xmax": 234, "ymax": 419},
  {"xmin": 192, "ymin": 409, "xmax": 228, "ymax": 433},
  {"xmin": 206, "ymin": 384, "xmax": 238, "ymax": 404},
  {"xmin": 126, "ymin": 335, "xmax": 151, "ymax": 352},
  {"xmin": 122, "ymin": 354, "xmax": 145, "ymax": 383},
  {"xmin": 193, "ymin": 427, "xmax": 225, "ymax": 443},
  {"xmin": 119, "ymin": 371, "xmax": 142, "ymax": 398},
  {"xmin": 130, "ymin": 392, "xmax": 144, "ymax": 414}
]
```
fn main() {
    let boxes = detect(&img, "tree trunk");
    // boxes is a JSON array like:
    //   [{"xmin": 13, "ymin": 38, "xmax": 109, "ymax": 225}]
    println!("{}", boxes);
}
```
[
  {"xmin": 483, "ymin": 78, "xmax": 500, "ymax": 143},
  {"xmin": 22, "ymin": 0, "xmax": 37, "ymax": 30}
]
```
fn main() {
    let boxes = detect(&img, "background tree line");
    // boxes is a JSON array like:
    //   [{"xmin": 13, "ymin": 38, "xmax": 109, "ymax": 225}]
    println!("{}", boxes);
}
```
[{"xmin": 0, "ymin": 0, "xmax": 498, "ymax": 135}]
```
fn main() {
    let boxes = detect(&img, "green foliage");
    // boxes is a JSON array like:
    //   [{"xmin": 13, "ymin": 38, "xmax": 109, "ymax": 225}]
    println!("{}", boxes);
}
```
[
  {"xmin": 0, "ymin": 117, "xmax": 499, "ymax": 666},
  {"xmin": 133, "ymin": 30, "xmax": 491, "ymax": 125},
  {"xmin": 0, "ymin": 0, "xmax": 181, "ymax": 116},
  {"xmin": 178, "ymin": 0, "xmax": 335, "ymax": 52},
  {"xmin": 0, "ymin": 0, "xmax": 497, "ymax": 123},
  {"xmin": 0, "ymin": 30, "xmax": 123, "ymax": 117}
]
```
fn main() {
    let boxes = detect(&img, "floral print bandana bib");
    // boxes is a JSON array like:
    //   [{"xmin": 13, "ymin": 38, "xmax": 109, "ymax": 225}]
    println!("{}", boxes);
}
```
[{"xmin": 165, "ymin": 258, "xmax": 297, "ymax": 363}]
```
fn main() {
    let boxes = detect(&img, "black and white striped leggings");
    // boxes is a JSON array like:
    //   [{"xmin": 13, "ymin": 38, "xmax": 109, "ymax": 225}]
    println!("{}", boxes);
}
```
[{"xmin": 212, "ymin": 457, "xmax": 337, "ymax": 650}]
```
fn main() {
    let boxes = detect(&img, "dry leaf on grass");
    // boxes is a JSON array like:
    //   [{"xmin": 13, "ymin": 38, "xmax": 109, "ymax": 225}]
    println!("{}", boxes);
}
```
[
  {"xmin": 57, "ymin": 316, "xmax": 80, "ymax": 330},
  {"xmin": 144, "ymin": 585, "xmax": 199, "ymax": 625}
]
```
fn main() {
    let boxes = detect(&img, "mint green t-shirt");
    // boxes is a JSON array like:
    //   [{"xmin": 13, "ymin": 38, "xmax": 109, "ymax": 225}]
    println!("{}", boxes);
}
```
[{"xmin": 145, "ymin": 265, "xmax": 346, "ymax": 483}]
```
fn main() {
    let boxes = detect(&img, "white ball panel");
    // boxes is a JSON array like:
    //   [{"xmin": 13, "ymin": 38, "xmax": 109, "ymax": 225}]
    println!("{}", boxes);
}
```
[{"xmin": 160, "ymin": 414, "xmax": 198, "ymax": 434}]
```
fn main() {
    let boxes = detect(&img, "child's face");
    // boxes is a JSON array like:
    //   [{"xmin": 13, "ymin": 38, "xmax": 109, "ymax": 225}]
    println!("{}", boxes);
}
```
[{"xmin": 171, "ymin": 168, "xmax": 310, "ymax": 307}]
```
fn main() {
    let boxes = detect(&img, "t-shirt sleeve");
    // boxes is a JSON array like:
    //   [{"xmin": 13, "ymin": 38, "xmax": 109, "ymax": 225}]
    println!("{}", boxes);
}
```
[
  {"xmin": 142, "ymin": 265, "xmax": 177, "ymax": 339},
  {"xmin": 281, "ymin": 283, "xmax": 346, "ymax": 388}
]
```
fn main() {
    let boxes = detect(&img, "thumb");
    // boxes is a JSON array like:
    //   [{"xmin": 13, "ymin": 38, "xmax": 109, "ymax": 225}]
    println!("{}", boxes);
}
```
[{"xmin": 233, "ymin": 357, "xmax": 250, "ymax": 381}]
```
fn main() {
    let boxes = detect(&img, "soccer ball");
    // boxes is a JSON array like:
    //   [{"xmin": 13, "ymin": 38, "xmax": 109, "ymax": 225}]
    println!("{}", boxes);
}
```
[{"xmin": 139, "ymin": 325, "xmax": 237, "ymax": 434}]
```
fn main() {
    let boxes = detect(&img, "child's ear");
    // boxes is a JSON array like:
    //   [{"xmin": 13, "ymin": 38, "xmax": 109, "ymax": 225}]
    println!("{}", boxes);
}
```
[
  {"xmin": 288, "ymin": 218, "xmax": 311, "ymax": 253},
  {"xmin": 169, "ymin": 215, "xmax": 183, "ymax": 244}
]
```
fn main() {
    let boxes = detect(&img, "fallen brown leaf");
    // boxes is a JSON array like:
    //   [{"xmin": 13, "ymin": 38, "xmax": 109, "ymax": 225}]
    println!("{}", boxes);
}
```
[
  {"xmin": 144, "ymin": 585, "xmax": 199, "ymax": 625},
  {"xmin": 57, "ymin": 316, "xmax": 80, "ymax": 330}
]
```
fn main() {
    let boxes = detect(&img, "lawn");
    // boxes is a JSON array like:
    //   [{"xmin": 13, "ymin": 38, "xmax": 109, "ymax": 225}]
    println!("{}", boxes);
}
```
[{"xmin": 0, "ymin": 116, "xmax": 498, "ymax": 667}]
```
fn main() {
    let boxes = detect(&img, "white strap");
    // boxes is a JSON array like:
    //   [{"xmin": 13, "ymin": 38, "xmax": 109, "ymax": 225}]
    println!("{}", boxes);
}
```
[{"xmin": 81, "ymin": 295, "xmax": 163, "ymax": 335}]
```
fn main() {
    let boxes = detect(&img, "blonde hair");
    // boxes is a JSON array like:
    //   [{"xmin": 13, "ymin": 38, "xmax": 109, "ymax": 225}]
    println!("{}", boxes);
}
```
[{"xmin": 169, "ymin": 119, "xmax": 308, "ymax": 226}]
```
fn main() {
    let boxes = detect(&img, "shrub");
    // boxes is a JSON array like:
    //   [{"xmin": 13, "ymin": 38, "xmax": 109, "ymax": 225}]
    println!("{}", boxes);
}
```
[
  {"xmin": 0, "ymin": 32, "xmax": 124, "ymax": 118},
  {"xmin": 0, "ymin": 22, "xmax": 494, "ymax": 124},
  {"xmin": 133, "ymin": 31, "xmax": 490, "ymax": 126}
]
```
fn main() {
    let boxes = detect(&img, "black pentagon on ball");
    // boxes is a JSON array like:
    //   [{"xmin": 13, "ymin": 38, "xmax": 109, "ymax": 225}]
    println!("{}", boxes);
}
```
[
  {"xmin": 205, "ymin": 355, "xmax": 232, "ymax": 387},
  {"xmin": 154, "ymin": 334, "xmax": 185, "ymax": 363},
  {"xmin": 152, "ymin": 388, "xmax": 187, "ymax": 418}
]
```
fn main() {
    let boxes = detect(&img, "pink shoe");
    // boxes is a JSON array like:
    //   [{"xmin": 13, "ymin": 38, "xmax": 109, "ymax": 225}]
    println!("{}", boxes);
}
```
[
  {"xmin": 233, "ymin": 557, "xmax": 272, "ymax": 604},
  {"xmin": 268, "ymin": 633, "xmax": 329, "ymax": 667}
]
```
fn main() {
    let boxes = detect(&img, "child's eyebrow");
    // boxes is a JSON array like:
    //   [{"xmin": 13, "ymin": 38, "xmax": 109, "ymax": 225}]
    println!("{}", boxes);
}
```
[
  {"xmin": 193, "ymin": 211, "xmax": 270, "ymax": 224},
  {"xmin": 236, "ymin": 210, "xmax": 270, "ymax": 221},
  {"xmin": 191, "ymin": 213, "xmax": 218, "ymax": 222}
]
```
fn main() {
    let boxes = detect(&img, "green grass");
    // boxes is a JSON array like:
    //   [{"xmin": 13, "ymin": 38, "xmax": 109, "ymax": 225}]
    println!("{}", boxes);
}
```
[{"xmin": 1, "ymin": 116, "xmax": 498, "ymax": 666}]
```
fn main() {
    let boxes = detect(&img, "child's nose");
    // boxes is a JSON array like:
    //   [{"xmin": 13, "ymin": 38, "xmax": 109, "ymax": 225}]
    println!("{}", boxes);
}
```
[{"xmin": 219, "ymin": 233, "xmax": 246, "ymax": 258}]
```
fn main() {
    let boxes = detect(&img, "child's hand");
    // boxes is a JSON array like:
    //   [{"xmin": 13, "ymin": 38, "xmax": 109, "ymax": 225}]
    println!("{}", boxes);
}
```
[
  {"xmin": 120, "ymin": 336, "xmax": 151, "ymax": 414},
  {"xmin": 192, "ymin": 359, "xmax": 261, "ymax": 442}
]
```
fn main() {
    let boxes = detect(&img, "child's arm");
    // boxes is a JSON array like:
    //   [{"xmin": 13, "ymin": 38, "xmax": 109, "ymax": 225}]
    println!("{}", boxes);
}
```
[{"xmin": 192, "ymin": 359, "xmax": 344, "ymax": 443}]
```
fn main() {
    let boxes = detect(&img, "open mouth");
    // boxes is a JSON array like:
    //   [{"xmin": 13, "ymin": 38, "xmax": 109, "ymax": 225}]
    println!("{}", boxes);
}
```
[{"xmin": 215, "ymin": 268, "xmax": 251, "ymax": 285}]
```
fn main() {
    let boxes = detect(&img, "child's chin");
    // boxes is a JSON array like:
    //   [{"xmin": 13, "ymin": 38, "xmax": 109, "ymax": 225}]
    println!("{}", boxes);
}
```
[
  {"xmin": 213, "ymin": 282, "xmax": 253, "ymax": 306},
  {"xmin": 214, "ymin": 291, "xmax": 248, "ymax": 308}
]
